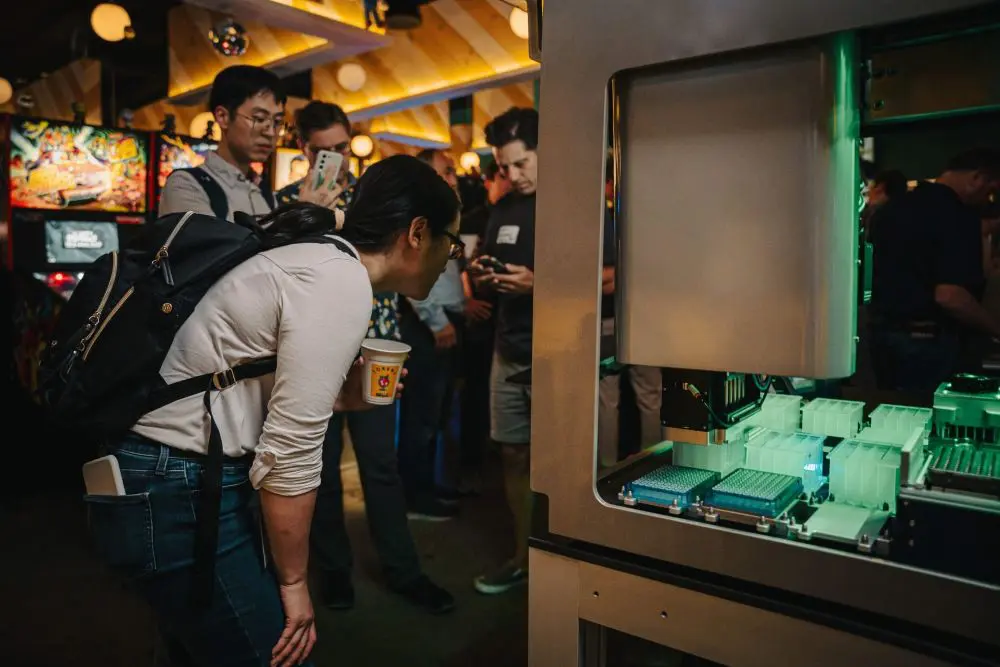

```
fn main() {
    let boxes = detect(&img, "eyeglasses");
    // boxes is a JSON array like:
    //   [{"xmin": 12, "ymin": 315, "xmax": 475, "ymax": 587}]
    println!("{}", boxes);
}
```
[
  {"xmin": 237, "ymin": 112, "xmax": 286, "ymax": 137},
  {"xmin": 310, "ymin": 141, "xmax": 351, "ymax": 155},
  {"xmin": 443, "ymin": 231, "xmax": 465, "ymax": 260}
]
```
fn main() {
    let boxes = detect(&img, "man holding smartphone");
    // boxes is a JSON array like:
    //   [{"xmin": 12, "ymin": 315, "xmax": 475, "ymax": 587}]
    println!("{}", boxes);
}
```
[
  {"xmin": 277, "ymin": 102, "xmax": 455, "ymax": 615},
  {"xmin": 159, "ymin": 65, "xmax": 342, "ymax": 222},
  {"xmin": 276, "ymin": 101, "xmax": 354, "ymax": 210},
  {"xmin": 467, "ymin": 107, "xmax": 539, "ymax": 595}
]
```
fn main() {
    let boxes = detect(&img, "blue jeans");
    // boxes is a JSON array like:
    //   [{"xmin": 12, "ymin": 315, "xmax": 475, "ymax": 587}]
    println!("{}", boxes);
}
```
[{"xmin": 84, "ymin": 434, "xmax": 313, "ymax": 667}]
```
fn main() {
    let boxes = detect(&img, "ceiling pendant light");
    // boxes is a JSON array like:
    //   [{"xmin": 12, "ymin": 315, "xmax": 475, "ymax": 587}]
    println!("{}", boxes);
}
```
[
  {"xmin": 509, "ymin": 7, "xmax": 529, "ymax": 40},
  {"xmin": 351, "ymin": 134, "xmax": 375, "ymax": 159},
  {"xmin": 0, "ymin": 77, "xmax": 12, "ymax": 106},
  {"xmin": 91, "ymin": 3, "xmax": 133, "ymax": 42},
  {"xmin": 336, "ymin": 63, "xmax": 367, "ymax": 92}
]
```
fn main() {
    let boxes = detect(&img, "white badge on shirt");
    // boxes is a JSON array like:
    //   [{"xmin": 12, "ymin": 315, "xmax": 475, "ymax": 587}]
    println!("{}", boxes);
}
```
[{"xmin": 496, "ymin": 225, "xmax": 520, "ymax": 245}]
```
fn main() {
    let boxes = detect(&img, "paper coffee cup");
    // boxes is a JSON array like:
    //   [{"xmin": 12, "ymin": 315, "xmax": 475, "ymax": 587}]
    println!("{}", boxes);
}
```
[{"xmin": 360, "ymin": 339, "xmax": 411, "ymax": 405}]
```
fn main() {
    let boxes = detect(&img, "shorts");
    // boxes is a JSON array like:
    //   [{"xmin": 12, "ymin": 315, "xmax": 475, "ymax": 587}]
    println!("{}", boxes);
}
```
[{"xmin": 490, "ymin": 353, "xmax": 532, "ymax": 445}]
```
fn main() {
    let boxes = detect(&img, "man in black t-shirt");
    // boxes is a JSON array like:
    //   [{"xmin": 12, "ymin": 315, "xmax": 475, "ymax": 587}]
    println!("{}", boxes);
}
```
[
  {"xmin": 467, "ymin": 107, "xmax": 539, "ymax": 595},
  {"xmin": 870, "ymin": 148, "xmax": 1000, "ymax": 391}
]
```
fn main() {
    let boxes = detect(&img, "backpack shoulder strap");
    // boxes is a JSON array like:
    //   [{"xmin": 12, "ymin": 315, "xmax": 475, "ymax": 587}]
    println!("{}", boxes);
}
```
[
  {"xmin": 177, "ymin": 167, "xmax": 229, "ymax": 221},
  {"xmin": 146, "ymin": 357, "xmax": 278, "ymax": 413},
  {"xmin": 258, "ymin": 174, "xmax": 276, "ymax": 211}
]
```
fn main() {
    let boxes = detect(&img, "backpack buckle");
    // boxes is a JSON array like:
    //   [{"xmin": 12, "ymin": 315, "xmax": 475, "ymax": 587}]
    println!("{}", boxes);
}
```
[{"xmin": 212, "ymin": 368, "xmax": 237, "ymax": 390}]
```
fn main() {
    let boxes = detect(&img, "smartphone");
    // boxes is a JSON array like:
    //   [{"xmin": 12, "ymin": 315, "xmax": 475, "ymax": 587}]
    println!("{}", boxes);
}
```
[
  {"xmin": 479, "ymin": 256, "xmax": 509, "ymax": 274},
  {"xmin": 312, "ymin": 149, "xmax": 345, "ymax": 189},
  {"xmin": 83, "ymin": 455, "xmax": 125, "ymax": 496}
]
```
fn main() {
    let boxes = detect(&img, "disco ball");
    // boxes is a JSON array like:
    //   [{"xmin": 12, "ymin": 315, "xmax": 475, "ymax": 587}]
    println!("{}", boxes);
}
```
[
  {"xmin": 16, "ymin": 92, "xmax": 35, "ymax": 110},
  {"xmin": 209, "ymin": 19, "xmax": 250, "ymax": 57}
]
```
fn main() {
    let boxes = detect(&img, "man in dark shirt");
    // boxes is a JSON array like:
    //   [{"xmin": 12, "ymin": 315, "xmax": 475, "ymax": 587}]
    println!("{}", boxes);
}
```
[
  {"xmin": 870, "ymin": 148, "xmax": 1000, "ymax": 392},
  {"xmin": 468, "ymin": 107, "xmax": 538, "ymax": 595}
]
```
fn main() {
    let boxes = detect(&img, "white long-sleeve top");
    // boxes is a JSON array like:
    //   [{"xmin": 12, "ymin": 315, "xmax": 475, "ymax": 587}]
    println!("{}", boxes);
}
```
[{"xmin": 131, "ymin": 237, "xmax": 373, "ymax": 496}]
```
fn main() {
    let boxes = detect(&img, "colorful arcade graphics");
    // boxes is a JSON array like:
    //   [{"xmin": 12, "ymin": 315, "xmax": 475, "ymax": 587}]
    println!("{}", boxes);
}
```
[
  {"xmin": 157, "ymin": 134, "xmax": 217, "ymax": 190},
  {"xmin": 9, "ymin": 119, "xmax": 148, "ymax": 213},
  {"xmin": 274, "ymin": 147, "xmax": 307, "ymax": 191}
]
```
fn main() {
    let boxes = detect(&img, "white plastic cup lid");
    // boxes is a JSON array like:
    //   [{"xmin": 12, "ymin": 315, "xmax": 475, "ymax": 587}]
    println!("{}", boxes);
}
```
[{"xmin": 361, "ymin": 339, "xmax": 412, "ymax": 356}]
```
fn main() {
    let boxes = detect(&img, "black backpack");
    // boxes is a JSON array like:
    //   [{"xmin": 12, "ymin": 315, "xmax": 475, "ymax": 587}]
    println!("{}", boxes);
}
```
[{"xmin": 39, "ymin": 209, "xmax": 347, "ymax": 605}]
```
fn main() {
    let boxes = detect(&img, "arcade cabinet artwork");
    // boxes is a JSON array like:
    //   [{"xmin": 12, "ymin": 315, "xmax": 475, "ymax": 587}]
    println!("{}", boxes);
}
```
[
  {"xmin": 10, "ymin": 118, "xmax": 146, "ymax": 212},
  {"xmin": 6, "ymin": 116, "xmax": 149, "ymax": 398},
  {"xmin": 273, "ymin": 147, "xmax": 307, "ymax": 191},
  {"xmin": 154, "ymin": 133, "xmax": 217, "ymax": 209}
]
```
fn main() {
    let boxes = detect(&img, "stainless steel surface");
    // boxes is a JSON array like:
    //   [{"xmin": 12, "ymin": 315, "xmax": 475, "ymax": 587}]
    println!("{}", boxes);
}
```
[
  {"xmin": 530, "ymin": 547, "xmax": 959, "ymax": 667},
  {"xmin": 532, "ymin": 0, "xmax": 999, "ymax": 647},
  {"xmin": 528, "ymin": 549, "xmax": 581, "ymax": 667},
  {"xmin": 616, "ymin": 41, "xmax": 858, "ymax": 377}
]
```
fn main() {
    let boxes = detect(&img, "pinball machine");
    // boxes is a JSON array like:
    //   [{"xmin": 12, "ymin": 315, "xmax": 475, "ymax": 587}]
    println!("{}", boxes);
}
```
[{"xmin": 5, "ymin": 115, "xmax": 149, "ymax": 396}]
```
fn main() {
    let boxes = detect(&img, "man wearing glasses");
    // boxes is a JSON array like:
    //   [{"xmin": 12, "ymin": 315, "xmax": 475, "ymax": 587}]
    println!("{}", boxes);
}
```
[
  {"xmin": 160, "ymin": 65, "xmax": 287, "ymax": 221},
  {"xmin": 275, "ymin": 100, "xmax": 355, "ymax": 209},
  {"xmin": 277, "ymin": 103, "xmax": 457, "ymax": 615}
]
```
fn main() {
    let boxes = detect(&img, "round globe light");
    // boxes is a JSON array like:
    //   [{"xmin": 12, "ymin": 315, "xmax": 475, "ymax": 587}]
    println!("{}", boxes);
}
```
[
  {"xmin": 509, "ymin": 7, "xmax": 529, "ymax": 40},
  {"xmin": 190, "ymin": 111, "xmax": 222, "ymax": 141},
  {"xmin": 337, "ymin": 63, "xmax": 367, "ymax": 92},
  {"xmin": 91, "ymin": 3, "xmax": 132, "ymax": 42},
  {"xmin": 351, "ymin": 134, "xmax": 375, "ymax": 159}
]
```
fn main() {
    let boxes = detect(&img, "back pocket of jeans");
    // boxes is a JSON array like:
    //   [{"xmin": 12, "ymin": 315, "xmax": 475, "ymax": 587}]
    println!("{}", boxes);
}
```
[{"xmin": 83, "ymin": 492, "xmax": 156, "ymax": 578}]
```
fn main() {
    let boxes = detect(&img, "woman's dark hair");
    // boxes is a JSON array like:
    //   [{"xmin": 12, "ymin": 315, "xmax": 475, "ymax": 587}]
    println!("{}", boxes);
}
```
[
  {"xmin": 256, "ymin": 202, "xmax": 339, "ymax": 246},
  {"xmin": 340, "ymin": 155, "xmax": 461, "ymax": 252}
]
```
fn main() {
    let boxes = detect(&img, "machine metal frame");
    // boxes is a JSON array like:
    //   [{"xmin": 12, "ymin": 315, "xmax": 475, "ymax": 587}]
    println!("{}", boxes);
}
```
[{"xmin": 530, "ymin": 0, "xmax": 999, "ymax": 662}]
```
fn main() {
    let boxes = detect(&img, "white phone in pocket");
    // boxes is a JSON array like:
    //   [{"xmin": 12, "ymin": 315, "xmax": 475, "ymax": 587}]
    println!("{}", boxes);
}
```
[
  {"xmin": 83, "ymin": 455, "xmax": 126, "ymax": 496},
  {"xmin": 312, "ymin": 149, "xmax": 344, "ymax": 190}
]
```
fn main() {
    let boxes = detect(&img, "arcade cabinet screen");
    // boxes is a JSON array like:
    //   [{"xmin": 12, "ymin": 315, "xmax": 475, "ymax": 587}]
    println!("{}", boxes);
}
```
[
  {"xmin": 45, "ymin": 220, "xmax": 119, "ymax": 265},
  {"xmin": 9, "ymin": 119, "xmax": 148, "ymax": 213},
  {"xmin": 274, "ymin": 147, "xmax": 307, "ymax": 191},
  {"xmin": 158, "ymin": 134, "xmax": 217, "ymax": 188}
]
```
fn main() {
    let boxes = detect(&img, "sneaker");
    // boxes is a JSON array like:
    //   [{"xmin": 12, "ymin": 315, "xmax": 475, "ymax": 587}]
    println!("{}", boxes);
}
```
[
  {"xmin": 321, "ymin": 571, "xmax": 355, "ymax": 610},
  {"xmin": 474, "ymin": 562, "xmax": 528, "ymax": 595},
  {"xmin": 406, "ymin": 497, "xmax": 459, "ymax": 522},
  {"xmin": 391, "ymin": 575, "xmax": 456, "ymax": 614}
]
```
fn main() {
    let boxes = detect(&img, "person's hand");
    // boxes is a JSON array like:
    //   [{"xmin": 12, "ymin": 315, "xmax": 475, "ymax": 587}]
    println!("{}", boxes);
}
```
[
  {"xmin": 298, "ymin": 170, "xmax": 344, "ymax": 211},
  {"xmin": 434, "ymin": 322, "xmax": 458, "ymax": 349},
  {"xmin": 467, "ymin": 257, "xmax": 488, "ymax": 275},
  {"xmin": 468, "ymin": 258, "xmax": 496, "ymax": 289},
  {"xmin": 492, "ymin": 264, "xmax": 534, "ymax": 294},
  {"xmin": 271, "ymin": 581, "xmax": 316, "ymax": 667},
  {"xmin": 465, "ymin": 298, "xmax": 493, "ymax": 322},
  {"xmin": 333, "ymin": 357, "xmax": 407, "ymax": 411}
]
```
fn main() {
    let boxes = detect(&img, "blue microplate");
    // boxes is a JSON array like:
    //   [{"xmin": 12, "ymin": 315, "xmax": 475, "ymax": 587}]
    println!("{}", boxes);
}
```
[
  {"xmin": 629, "ymin": 465, "xmax": 720, "ymax": 509},
  {"xmin": 708, "ymin": 468, "xmax": 803, "ymax": 518}
]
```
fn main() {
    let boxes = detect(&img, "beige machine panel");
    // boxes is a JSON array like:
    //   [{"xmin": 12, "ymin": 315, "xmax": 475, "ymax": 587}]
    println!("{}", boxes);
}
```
[{"xmin": 616, "ymin": 43, "xmax": 859, "ymax": 378}]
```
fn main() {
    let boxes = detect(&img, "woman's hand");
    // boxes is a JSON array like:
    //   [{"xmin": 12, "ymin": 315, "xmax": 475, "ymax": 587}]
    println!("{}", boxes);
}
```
[
  {"xmin": 271, "ymin": 581, "xmax": 316, "ymax": 667},
  {"xmin": 298, "ymin": 170, "xmax": 344, "ymax": 210},
  {"xmin": 333, "ymin": 357, "xmax": 407, "ymax": 412}
]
